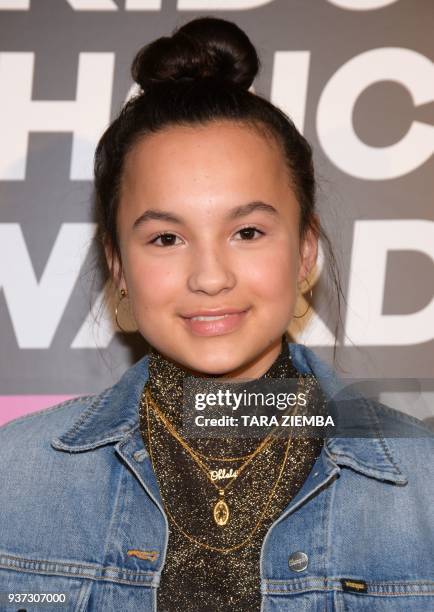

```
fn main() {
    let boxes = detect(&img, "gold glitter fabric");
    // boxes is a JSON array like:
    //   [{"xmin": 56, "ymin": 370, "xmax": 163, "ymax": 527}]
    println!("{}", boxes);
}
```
[{"xmin": 138, "ymin": 336, "xmax": 325, "ymax": 612}]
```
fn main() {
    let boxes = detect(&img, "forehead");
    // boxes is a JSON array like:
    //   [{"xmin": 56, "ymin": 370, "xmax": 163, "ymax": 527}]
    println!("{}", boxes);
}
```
[{"xmin": 121, "ymin": 120, "xmax": 290, "ymax": 199}]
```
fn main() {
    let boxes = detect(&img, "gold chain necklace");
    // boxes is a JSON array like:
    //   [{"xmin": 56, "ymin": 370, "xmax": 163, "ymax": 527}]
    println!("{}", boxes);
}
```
[
  {"xmin": 141, "ymin": 385, "xmax": 301, "ymax": 551},
  {"xmin": 144, "ymin": 386, "xmax": 294, "ymax": 526},
  {"xmin": 143, "ymin": 389, "xmax": 297, "ymax": 554},
  {"xmin": 189, "ymin": 445, "xmax": 265, "ymax": 463}
]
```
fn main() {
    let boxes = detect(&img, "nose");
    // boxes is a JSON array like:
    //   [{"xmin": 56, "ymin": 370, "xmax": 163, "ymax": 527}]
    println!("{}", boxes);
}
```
[{"xmin": 187, "ymin": 245, "xmax": 236, "ymax": 295}]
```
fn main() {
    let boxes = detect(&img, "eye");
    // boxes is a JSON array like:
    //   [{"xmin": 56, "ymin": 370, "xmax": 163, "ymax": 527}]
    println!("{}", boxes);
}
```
[
  {"xmin": 234, "ymin": 226, "xmax": 265, "ymax": 241},
  {"xmin": 149, "ymin": 232, "xmax": 182, "ymax": 247}
]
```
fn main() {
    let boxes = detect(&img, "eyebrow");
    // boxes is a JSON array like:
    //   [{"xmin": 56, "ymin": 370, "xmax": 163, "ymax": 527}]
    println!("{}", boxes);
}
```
[{"xmin": 132, "ymin": 201, "xmax": 279, "ymax": 230}]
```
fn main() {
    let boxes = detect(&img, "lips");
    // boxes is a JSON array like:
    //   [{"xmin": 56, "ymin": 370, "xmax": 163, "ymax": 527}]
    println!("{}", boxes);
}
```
[
  {"xmin": 181, "ymin": 307, "xmax": 249, "ymax": 319},
  {"xmin": 189, "ymin": 314, "xmax": 232, "ymax": 321},
  {"xmin": 180, "ymin": 308, "xmax": 250, "ymax": 337}
]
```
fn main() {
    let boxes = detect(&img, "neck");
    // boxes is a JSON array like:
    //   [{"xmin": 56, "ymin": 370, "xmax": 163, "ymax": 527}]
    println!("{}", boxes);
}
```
[
  {"xmin": 216, "ymin": 336, "xmax": 285, "ymax": 380},
  {"xmin": 150, "ymin": 335, "xmax": 290, "ymax": 380},
  {"xmin": 140, "ymin": 336, "xmax": 324, "ymax": 459},
  {"xmin": 167, "ymin": 335, "xmax": 286, "ymax": 381},
  {"xmin": 145, "ymin": 335, "xmax": 297, "ymax": 425}
]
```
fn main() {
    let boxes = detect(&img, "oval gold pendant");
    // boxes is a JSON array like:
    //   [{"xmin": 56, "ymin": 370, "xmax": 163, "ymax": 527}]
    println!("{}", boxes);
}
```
[{"xmin": 213, "ymin": 499, "xmax": 230, "ymax": 526}]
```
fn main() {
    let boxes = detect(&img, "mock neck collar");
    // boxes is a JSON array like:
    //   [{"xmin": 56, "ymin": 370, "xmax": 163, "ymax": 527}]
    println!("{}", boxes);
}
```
[
  {"xmin": 146, "ymin": 334, "xmax": 297, "ymax": 427},
  {"xmin": 50, "ymin": 341, "xmax": 409, "ymax": 486}
]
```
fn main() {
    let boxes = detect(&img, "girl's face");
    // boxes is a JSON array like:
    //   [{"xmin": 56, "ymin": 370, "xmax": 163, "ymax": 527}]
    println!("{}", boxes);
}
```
[{"xmin": 108, "ymin": 120, "xmax": 317, "ymax": 379}]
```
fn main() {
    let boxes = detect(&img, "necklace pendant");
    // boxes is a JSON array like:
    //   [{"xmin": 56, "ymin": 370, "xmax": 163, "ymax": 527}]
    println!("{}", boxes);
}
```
[
  {"xmin": 210, "ymin": 467, "xmax": 238, "ymax": 481},
  {"xmin": 213, "ymin": 497, "xmax": 230, "ymax": 527}
]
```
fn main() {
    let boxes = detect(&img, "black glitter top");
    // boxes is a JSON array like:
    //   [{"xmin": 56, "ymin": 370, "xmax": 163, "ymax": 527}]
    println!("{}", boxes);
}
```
[{"xmin": 138, "ymin": 336, "xmax": 325, "ymax": 612}]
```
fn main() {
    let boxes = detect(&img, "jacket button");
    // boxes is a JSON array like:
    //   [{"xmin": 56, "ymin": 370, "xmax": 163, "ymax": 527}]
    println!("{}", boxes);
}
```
[
  {"xmin": 133, "ymin": 449, "xmax": 148, "ymax": 462},
  {"xmin": 288, "ymin": 551, "xmax": 308, "ymax": 572}
]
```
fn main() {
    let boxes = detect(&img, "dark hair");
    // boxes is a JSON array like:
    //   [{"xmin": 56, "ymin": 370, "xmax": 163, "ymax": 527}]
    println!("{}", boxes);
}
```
[{"xmin": 93, "ymin": 16, "xmax": 345, "ymax": 361}]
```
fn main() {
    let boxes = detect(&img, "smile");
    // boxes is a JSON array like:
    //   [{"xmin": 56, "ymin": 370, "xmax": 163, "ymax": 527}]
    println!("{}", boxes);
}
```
[
  {"xmin": 191, "ymin": 314, "xmax": 231, "ymax": 321},
  {"xmin": 181, "ymin": 309, "xmax": 250, "ymax": 337}
]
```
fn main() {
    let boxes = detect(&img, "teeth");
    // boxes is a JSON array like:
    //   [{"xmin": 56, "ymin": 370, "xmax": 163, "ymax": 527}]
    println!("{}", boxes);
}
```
[{"xmin": 191, "ymin": 314, "xmax": 231, "ymax": 321}]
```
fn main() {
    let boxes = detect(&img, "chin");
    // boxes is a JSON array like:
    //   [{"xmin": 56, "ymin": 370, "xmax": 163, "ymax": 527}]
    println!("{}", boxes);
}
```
[{"xmin": 180, "ymin": 346, "xmax": 249, "ymax": 377}]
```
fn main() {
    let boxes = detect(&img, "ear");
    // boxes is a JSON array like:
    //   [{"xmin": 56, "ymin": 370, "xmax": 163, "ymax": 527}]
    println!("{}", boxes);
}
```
[
  {"xmin": 297, "ymin": 223, "xmax": 318, "ymax": 285},
  {"xmin": 104, "ymin": 240, "xmax": 125, "ymax": 291}
]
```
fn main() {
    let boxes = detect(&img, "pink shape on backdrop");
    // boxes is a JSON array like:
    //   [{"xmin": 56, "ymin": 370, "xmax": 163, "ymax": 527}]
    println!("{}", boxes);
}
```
[{"xmin": 0, "ymin": 395, "xmax": 79, "ymax": 427}]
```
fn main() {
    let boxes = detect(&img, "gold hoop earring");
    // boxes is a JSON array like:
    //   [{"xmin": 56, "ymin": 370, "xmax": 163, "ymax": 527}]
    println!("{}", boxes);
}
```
[
  {"xmin": 293, "ymin": 278, "xmax": 313, "ymax": 319},
  {"xmin": 115, "ymin": 288, "xmax": 129, "ymax": 333}
]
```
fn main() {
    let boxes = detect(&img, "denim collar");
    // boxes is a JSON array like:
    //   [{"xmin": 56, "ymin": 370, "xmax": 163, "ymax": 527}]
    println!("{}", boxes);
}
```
[{"xmin": 51, "ymin": 342, "xmax": 408, "ymax": 485}]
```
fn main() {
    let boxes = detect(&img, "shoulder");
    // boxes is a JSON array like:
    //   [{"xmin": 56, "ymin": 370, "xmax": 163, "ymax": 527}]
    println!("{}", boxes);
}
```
[
  {"xmin": 360, "ymin": 397, "xmax": 434, "ymax": 455},
  {"xmin": 0, "ymin": 396, "xmax": 101, "ymax": 527},
  {"xmin": 0, "ymin": 390, "xmax": 122, "ymax": 521},
  {"xmin": 373, "ymin": 399, "xmax": 434, "ymax": 436},
  {"xmin": 0, "ymin": 354, "xmax": 150, "ymax": 459},
  {"xmin": 0, "ymin": 395, "xmax": 96, "ymax": 462},
  {"xmin": 326, "ymin": 388, "xmax": 434, "ymax": 491},
  {"xmin": 366, "ymin": 400, "xmax": 434, "ymax": 490},
  {"xmin": 0, "ymin": 394, "xmax": 96, "ymax": 434}
]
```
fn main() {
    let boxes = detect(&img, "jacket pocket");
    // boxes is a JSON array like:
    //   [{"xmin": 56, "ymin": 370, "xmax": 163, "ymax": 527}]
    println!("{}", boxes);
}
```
[
  {"xmin": 0, "ymin": 553, "xmax": 92, "ymax": 612},
  {"xmin": 334, "ymin": 580, "xmax": 434, "ymax": 612},
  {"xmin": 0, "ymin": 551, "xmax": 157, "ymax": 612}
]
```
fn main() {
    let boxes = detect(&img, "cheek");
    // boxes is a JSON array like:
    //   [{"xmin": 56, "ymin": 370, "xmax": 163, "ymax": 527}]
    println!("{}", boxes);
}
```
[
  {"xmin": 244, "ymin": 246, "xmax": 298, "ymax": 300},
  {"xmin": 123, "ymin": 250, "xmax": 182, "ymax": 308}
]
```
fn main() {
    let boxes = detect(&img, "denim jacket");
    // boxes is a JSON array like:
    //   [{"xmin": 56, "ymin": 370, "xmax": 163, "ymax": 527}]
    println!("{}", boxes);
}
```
[{"xmin": 1, "ymin": 342, "xmax": 433, "ymax": 612}]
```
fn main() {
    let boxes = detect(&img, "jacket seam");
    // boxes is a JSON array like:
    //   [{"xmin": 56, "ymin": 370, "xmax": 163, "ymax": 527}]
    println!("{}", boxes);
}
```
[
  {"xmin": 374, "ymin": 401, "xmax": 434, "ymax": 434},
  {"xmin": 0, "ymin": 564, "xmax": 155, "ymax": 586},
  {"xmin": 266, "ymin": 586, "xmax": 434, "ymax": 596},
  {"xmin": 265, "ymin": 578, "xmax": 434, "ymax": 585},
  {"xmin": 329, "ymin": 452, "xmax": 400, "ymax": 476},
  {"xmin": 366, "ymin": 398, "xmax": 406, "ymax": 477},
  {"xmin": 0, "ymin": 554, "xmax": 155, "ymax": 577},
  {"xmin": 99, "ymin": 446, "xmax": 129, "ymax": 586},
  {"xmin": 0, "ymin": 395, "xmax": 95, "ymax": 431},
  {"xmin": 263, "ymin": 577, "xmax": 434, "ymax": 595},
  {"xmin": 324, "ymin": 457, "xmax": 337, "ymax": 598},
  {"xmin": 59, "ymin": 389, "xmax": 111, "ymax": 441}
]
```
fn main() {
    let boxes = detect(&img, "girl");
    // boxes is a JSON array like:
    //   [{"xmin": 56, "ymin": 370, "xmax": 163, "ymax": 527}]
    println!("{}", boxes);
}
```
[{"xmin": 0, "ymin": 16, "xmax": 433, "ymax": 612}]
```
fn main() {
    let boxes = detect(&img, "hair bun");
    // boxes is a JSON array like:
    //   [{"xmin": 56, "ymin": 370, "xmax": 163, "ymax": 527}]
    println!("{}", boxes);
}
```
[{"xmin": 131, "ymin": 17, "xmax": 259, "ymax": 91}]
